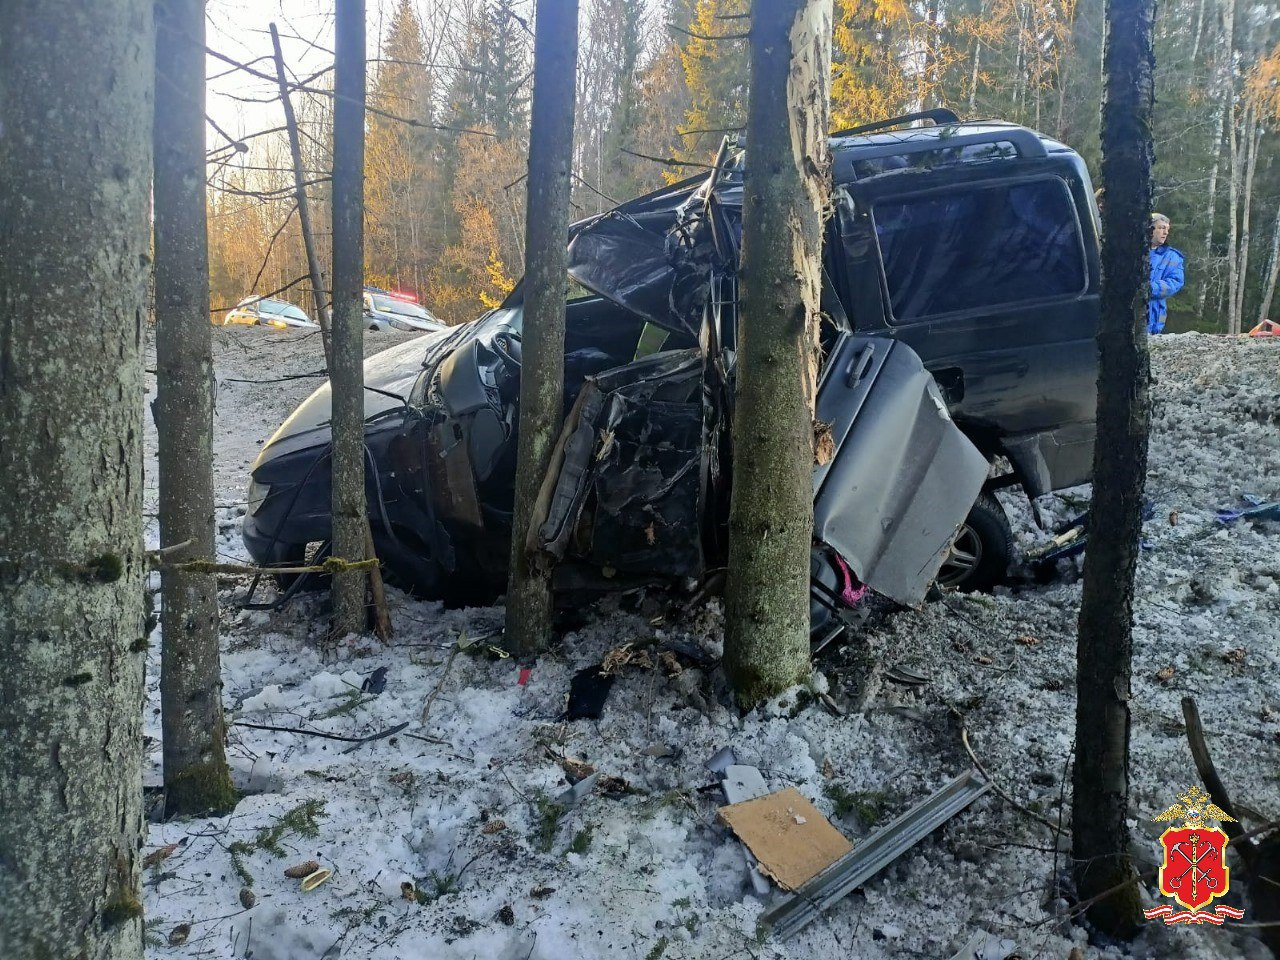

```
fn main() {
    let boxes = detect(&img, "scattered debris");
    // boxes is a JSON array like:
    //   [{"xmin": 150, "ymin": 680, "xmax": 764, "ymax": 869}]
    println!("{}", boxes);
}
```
[
  {"xmin": 718, "ymin": 788, "xmax": 854, "ymax": 891},
  {"xmin": 566, "ymin": 664, "xmax": 615, "ymax": 720},
  {"xmin": 361, "ymin": 665, "xmax": 388, "ymax": 694},
  {"xmin": 142, "ymin": 842, "xmax": 179, "ymax": 870},
  {"xmin": 761, "ymin": 770, "xmax": 991, "ymax": 940},
  {"xmin": 883, "ymin": 665, "xmax": 930, "ymax": 686},
  {"xmin": 948, "ymin": 929, "xmax": 1017, "ymax": 960},
  {"xmin": 1217, "ymin": 498, "xmax": 1280, "ymax": 525},
  {"xmin": 555, "ymin": 771, "xmax": 599, "ymax": 810},
  {"xmin": 300, "ymin": 867, "xmax": 332, "ymax": 892}
]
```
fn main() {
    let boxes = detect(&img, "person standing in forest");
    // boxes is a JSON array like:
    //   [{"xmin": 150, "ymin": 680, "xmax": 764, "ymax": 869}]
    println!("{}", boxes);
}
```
[{"xmin": 1148, "ymin": 213, "xmax": 1185, "ymax": 334}]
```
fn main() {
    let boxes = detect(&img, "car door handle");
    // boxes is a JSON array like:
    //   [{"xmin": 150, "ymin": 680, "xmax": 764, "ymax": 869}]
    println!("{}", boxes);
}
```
[{"xmin": 845, "ymin": 345, "xmax": 874, "ymax": 387}]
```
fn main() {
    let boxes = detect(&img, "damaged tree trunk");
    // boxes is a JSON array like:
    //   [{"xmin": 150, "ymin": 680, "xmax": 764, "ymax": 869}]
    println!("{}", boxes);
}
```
[
  {"xmin": 1070, "ymin": 0, "xmax": 1153, "ymax": 936},
  {"xmin": 330, "ymin": 0, "xmax": 370, "ymax": 637},
  {"xmin": 0, "ymin": 2, "xmax": 151, "ymax": 955},
  {"xmin": 154, "ymin": 0, "xmax": 236, "ymax": 817},
  {"xmin": 723, "ymin": 0, "xmax": 832, "ymax": 707},
  {"xmin": 504, "ymin": 0, "xmax": 580, "ymax": 658}
]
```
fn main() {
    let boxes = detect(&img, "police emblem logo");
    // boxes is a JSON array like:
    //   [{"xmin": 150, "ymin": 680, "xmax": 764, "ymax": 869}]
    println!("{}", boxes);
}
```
[{"xmin": 1145, "ymin": 786, "xmax": 1245, "ymax": 925}]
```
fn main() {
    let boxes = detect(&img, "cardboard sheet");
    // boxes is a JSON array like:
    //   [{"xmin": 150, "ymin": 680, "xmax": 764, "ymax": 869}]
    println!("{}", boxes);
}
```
[{"xmin": 717, "ymin": 787, "xmax": 854, "ymax": 890}]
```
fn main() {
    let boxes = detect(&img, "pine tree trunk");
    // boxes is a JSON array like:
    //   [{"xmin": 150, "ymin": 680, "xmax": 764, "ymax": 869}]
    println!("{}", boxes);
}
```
[
  {"xmin": 1071, "ymin": 0, "xmax": 1151, "ymax": 937},
  {"xmin": 504, "ymin": 0, "xmax": 580, "ymax": 657},
  {"xmin": 331, "ymin": 0, "xmax": 370, "ymax": 636},
  {"xmin": 724, "ymin": 0, "xmax": 832, "ymax": 707},
  {"xmin": 154, "ymin": 0, "xmax": 236, "ymax": 817},
  {"xmin": 0, "ymin": 3, "xmax": 151, "ymax": 956}
]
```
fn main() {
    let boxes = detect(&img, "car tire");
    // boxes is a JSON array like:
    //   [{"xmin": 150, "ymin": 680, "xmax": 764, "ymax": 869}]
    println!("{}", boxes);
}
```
[
  {"xmin": 372, "ymin": 528, "xmax": 442, "ymax": 598},
  {"xmin": 936, "ymin": 492, "xmax": 1013, "ymax": 593}
]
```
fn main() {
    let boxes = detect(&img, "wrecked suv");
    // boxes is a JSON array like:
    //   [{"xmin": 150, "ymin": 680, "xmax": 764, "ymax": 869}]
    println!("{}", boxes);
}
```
[{"xmin": 243, "ymin": 110, "xmax": 1100, "ymax": 624}]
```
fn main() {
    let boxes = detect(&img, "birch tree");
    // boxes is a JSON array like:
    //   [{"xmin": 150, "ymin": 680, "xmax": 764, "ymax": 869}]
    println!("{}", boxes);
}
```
[
  {"xmin": 723, "ymin": 0, "xmax": 832, "ymax": 706},
  {"xmin": 1071, "ymin": 0, "xmax": 1153, "ymax": 934},
  {"xmin": 0, "ymin": 2, "xmax": 152, "ymax": 955},
  {"xmin": 154, "ymin": 0, "xmax": 236, "ymax": 816}
]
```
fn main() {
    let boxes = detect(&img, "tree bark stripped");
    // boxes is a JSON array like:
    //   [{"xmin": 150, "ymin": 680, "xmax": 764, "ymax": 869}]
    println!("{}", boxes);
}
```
[
  {"xmin": 504, "ymin": 0, "xmax": 581, "ymax": 658},
  {"xmin": 0, "ymin": 2, "xmax": 151, "ymax": 956},
  {"xmin": 723, "ymin": 0, "xmax": 832, "ymax": 707},
  {"xmin": 154, "ymin": 0, "xmax": 237, "ymax": 817},
  {"xmin": 1071, "ymin": 0, "xmax": 1152, "ymax": 936},
  {"xmin": 330, "ymin": 0, "xmax": 371, "ymax": 637}
]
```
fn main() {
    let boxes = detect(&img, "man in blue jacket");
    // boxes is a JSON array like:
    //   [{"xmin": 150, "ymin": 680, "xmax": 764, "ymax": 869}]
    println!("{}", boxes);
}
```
[{"xmin": 1149, "ymin": 213, "xmax": 1185, "ymax": 334}]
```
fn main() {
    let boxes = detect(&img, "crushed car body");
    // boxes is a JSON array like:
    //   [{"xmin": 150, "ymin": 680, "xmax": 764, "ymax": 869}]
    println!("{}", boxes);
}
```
[{"xmin": 244, "ymin": 111, "xmax": 1101, "ymax": 619}]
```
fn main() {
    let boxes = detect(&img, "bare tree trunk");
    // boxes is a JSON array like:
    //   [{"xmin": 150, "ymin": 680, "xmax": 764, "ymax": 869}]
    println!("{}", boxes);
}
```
[
  {"xmin": 154, "ymin": 0, "xmax": 236, "ymax": 817},
  {"xmin": 0, "ymin": 3, "xmax": 151, "ymax": 956},
  {"xmin": 331, "ymin": 0, "xmax": 370, "ymax": 637},
  {"xmin": 273, "ymin": 20, "xmax": 391, "ymax": 640},
  {"xmin": 271, "ymin": 23, "xmax": 332, "ymax": 358},
  {"xmin": 1071, "ymin": 0, "xmax": 1151, "ymax": 937},
  {"xmin": 1256, "ymin": 207, "xmax": 1280, "ymax": 327},
  {"xmin": 504, "ymin": 0, "xmax": 580, "ymax": 657},
  {"xmin": 724, "ymin": 0, "xmax": 832, "ymax": 707},
  {"xmin": 1196, "ymin": 105, "xmax": 1224, "ymax": 318},
  {"xmin": 1233, "ymin": 108, "xmax": 1259, "ymax": 332},
  {"xmin": 1227, "ymin": 105, "xmax": 1242, "ymax": 334},
  {"xmin": 969, "ymin": 38, "xmax": 982, "ymax": 115}
]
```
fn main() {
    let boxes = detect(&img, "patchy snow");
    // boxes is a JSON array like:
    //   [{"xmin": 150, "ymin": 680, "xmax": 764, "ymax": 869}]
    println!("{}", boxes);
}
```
[{"xmin": 141, "ymin": 331, "xmax": 1280, "ymax": 960}]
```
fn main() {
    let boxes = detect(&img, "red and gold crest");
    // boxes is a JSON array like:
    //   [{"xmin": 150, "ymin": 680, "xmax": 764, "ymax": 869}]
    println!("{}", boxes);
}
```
[{"xmin": 1144, "ymin": 786, "xmax": 1245, "ymax": 925}]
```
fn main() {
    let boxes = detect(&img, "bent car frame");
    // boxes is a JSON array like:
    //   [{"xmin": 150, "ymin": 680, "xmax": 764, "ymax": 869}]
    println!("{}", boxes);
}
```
[{"xmin": 244, "ymin": 111, "xmax": 1101, "ymax": 627}]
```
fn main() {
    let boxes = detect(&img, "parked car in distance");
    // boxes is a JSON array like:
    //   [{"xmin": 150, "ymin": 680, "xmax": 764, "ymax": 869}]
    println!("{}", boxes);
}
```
[
  {"xmin": 223, "ymin": 296, "xmax": 320, "ymax": 330},
  {"xmin": 364, "ymin": 288, "xmax": 448, "ymax": 333},
  {"xmin": 244, "ymin": 110, "xmax": 1102, "ymax": 624}
]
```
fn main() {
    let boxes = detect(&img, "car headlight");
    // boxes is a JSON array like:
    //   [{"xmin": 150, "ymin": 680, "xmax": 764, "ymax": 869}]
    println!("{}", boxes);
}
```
[
  {"xmin": 247, "ymin": 479, "xmax": 272, "ymax": 515},
  {"xmin": 266, "ymin": 318, "xmax": 289, "ymax": 329}
]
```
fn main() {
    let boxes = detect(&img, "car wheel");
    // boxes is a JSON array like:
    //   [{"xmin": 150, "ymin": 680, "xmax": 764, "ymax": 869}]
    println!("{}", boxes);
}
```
[{"xmin": 936, "ymin": 492, "xmax": 1013, "ymax": 592}]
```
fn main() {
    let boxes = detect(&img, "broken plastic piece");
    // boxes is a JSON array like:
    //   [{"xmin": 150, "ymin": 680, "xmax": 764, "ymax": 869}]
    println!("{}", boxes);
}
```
[{"xmin": 565, "ymin": 664, "xmax": 614, "ymax": 720}]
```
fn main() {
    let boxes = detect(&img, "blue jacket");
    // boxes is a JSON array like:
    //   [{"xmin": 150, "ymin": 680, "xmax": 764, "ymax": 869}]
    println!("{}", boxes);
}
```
[{"xmin": 1149, "ymin": 245, "xmax": 1185, "ymax": 334}]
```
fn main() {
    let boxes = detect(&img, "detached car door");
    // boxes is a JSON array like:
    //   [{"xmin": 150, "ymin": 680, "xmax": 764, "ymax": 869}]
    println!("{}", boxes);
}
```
[{"xmin": 813, "ymin": 333, "xmax": 988, "ymax": 606}]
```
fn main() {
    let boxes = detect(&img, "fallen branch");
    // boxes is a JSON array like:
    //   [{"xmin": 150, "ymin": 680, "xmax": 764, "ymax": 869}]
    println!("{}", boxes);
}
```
[
  {"xmin": 959, "ymin": 724, "xmax": 1058, "ymax": 831},
  {"xmin": 421, "ymin": 637, "xmax": 469, "ymax": 724},
  {"xmin": 163, "ymin": 556, "xmax": 379, "ymax": 576},
  {"xmin": 233, "ymin": 719, "xmax": 409, "ymax": 744}
]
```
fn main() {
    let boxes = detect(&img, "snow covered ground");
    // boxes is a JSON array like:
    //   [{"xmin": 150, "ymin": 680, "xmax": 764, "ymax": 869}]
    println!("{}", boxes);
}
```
[{"xmin": 140, "ymin": 331, "xmax": 1280, "ymax": 960}]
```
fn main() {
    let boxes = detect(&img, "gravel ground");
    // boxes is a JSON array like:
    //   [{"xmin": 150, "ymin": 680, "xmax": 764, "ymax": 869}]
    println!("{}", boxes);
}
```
[{"xmin": 139, "ymin": 332, "xmax": 1280, "ymax": 960}]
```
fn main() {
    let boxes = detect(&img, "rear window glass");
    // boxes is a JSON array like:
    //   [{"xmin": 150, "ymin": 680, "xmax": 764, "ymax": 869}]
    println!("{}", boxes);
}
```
[{"xmin": 873, "ymin": 178, "xmax": 1086, "ymax": 322}]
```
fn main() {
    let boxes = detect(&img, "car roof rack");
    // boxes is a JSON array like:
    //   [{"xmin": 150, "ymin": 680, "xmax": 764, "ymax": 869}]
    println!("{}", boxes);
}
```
[{"xmin": 832, "ymin": 108, "xmax": 961, "ymax": 139}]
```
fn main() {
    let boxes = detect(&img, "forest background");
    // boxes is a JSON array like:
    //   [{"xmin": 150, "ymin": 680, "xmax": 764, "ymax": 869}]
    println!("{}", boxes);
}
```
[{"xmin": 207, "ymin": 0, "xmax": 1274, "ymax": 334}]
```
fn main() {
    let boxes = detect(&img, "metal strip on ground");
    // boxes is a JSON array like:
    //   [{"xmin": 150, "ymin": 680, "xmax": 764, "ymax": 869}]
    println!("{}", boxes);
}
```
[{"xmin": 761, "ymin": 769, "xmax": 992, "ymax": 940}]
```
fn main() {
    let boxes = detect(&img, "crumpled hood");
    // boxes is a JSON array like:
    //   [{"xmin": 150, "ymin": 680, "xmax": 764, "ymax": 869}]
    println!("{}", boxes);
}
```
[{"xmin": 251, "ymin": 331, "xmax": 447, "ymax": 468}]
